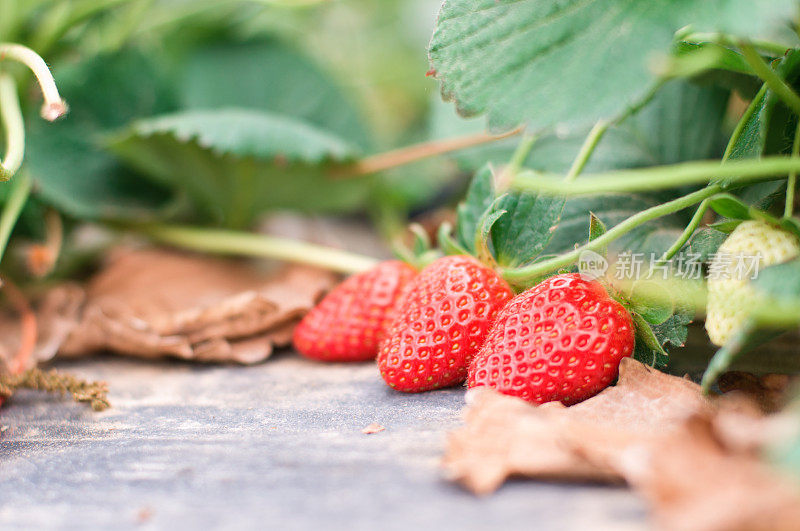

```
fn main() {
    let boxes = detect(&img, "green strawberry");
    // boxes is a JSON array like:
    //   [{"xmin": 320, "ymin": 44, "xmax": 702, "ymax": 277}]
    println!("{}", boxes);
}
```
[{"xmin": 706, "ymin": 220, "xmax": 800, "ymax": 346}]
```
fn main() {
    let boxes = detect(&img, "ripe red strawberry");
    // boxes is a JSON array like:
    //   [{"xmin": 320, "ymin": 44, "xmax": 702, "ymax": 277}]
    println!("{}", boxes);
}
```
[
  {"xmin": 293, "ymin": 260, "xmax": 416, "ymax": 362},
  {"xmin": 377, "ymin": 255, "xmax": 513, "ymax": 392},
  {"xmin": 468, "ymin": 273, "xmax": 634, "ymax": 405}
]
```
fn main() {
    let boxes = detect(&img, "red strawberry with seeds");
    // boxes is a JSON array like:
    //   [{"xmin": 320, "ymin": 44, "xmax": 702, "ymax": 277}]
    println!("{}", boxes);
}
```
[
  {"xmin": 468, "ymin": 273, "xmax": 634, "ymax": 405},
  {"xmin": 294, "ymin": 260, "xmax": 416, "ymax": 362},
  {"xmin": 378, "ymin": 255, "xmax": 513, "ymax": 392}
]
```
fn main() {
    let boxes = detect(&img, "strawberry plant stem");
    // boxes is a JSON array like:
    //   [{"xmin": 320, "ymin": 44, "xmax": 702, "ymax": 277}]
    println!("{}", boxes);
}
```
[
  {"xmin": 682, "ymin": 32, "xmax": 788, "ymax": 56},
  {"xmin": 502, "ymin": 185, "xmax": 721, "ymax": 283},
  {"xmin": 659, "ymin": 89, "xmax": 765, "ymax": 260},
  {"xmin": 0, "ymin": 171, "xmax": 32, "ymax": 265},
  {"xmin": 0, "ymin": 74, "xmax": 24, "ymax": 181},
  {"xmin": 659, "ymin": 198, "xmax": 710, "ymax": 262},
  {"xmin": 514, "ymin": 156, "xmax": 800, "ymax": 195},
  {"xmin": 786, "ymin": 122, "xmax": 800, "ymax": 218},
  {"xmin": 335, "ymin": 127, "xmax": 522, "ymax": 177},
  {"xmin": 564, "ymin": 120, "xmax": 609, "ymax": 182},
  {"xmin": 724, "ymin": 84, "xmax": 767, "ymax": 160},
  {"xmin": 137, "ymin": 223, "xmax": 380, "ymax": 274},
  {"xmin": 739, "ymin": 41, "xmax": 800, "ymax": 117},
  {"xmin": 506, "ymin": 134, "xmax": 538, "ymax": 175},
  {"xmin": 0, "ymin": 43, "xmax": 67, "ymax": 120}
]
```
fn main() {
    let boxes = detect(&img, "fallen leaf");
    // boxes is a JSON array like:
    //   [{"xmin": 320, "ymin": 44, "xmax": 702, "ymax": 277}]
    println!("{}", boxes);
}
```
[
  {"xmin": 362, "ymin": 423, "xmax": 385, "ymax": 434},
  {"xmin": 0, "ymin": 284, "xmax": 85, "ymax": 371},
  {"xmin": 615, "ymin": 414, "xmax": 800, "ymax": 531},
  {"xmin": 445, "ymin": 358, "xmax": 711, "ymax": 493},
  {"xmin": 54, "ymin": 248, "xmax": 337, "ymax": 363},
  {"xmin": 717, "ymin": 372, "xmax": 795, "ymax": 414},
  {"xmin": 444, "ymin": 358, "xmax": 800, "ymax": 530}
]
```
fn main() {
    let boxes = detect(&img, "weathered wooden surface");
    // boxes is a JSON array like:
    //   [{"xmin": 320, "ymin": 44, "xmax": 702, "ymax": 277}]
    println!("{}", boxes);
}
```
[{"xmin": 0, "ymin": 354, "xmax": 646, "ymax": 530}]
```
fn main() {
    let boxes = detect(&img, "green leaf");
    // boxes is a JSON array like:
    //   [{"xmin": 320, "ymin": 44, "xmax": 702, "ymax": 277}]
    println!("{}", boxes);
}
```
[
  {"xmin": 709, "ymin": 193, "xmax": 752, "ymax": 219},
  {"xmin": 490, "ymin": 192, "xmax": 565, "ymax": 267},
  {"xmin": 685, "ymin": 227, "xmax": 727, "ymax": 261},
  {"xmin": 700, "ymin": 321, "xmax": 782, "ymax": 392},
  {"xmin": 181, "ymin": 39, "xmax": 370, "ymax": 149},
  {"xmin": 632, "ymin": 312, "xmax": 670, "ymax": 369},
  {"xmin": 631, "ymin": 278, "xmax": 693, "ymax": 370},
  {"xmin": 438, "ymin": 222, "xmax": 470, "ymax": 256},
  {"xmin": 428, "ymin": 0, "xmax": 793, "ymax": 130},
  {"xmin": 754, "ymin": 259, "xmax": 800, "ymax": 301},
  {"xmin": 456, "ymin": 165, "xmax": 565, "ymax": 267},
  {"xmin": 588, "ymin": 213, "xmax": 607, "ymax": 254},
  {"xmin": 781, "ymin": 217, "xmax": 800, "ymax": 241},
  {"xmin": 24, "ymin": 50, "xmax": 177, "ymax": 220},
  {"xmin": 456, "ymin": 165, "xmax": 495, "ymax": 253},
  {"xmin": 709, "ymin": 219, "xmax": 743, "ymax": 233},
  {"xmin": 723, "ymin": 51, "xmax": 800, "ymax": 204},
  {"xmin": 108, "ymin": 110, "xmax": 366, "ymax": 228},
  {"xmin": 430, "ymin": 79, "xmax": 729, "ymax": 174},
  {"xmin": 671, "ymin": 42, "xmax": 752, "ymax": 77},
  {"xmin": 443, "ymin": 80, "xmax": 729, "ymax": 259},
  {"xmin": 475, "ymin": 202, "xmax": 507, "ymax": 266},
  {"xmin": 630, "ymin": 280, "xmax": 673, "ymax": 325}
]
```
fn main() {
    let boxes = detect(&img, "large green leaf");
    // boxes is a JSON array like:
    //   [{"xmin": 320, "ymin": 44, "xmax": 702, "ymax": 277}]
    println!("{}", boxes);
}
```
[
  {"xmin": 542, "ymin": 80, "xmax": 730, "ymax": 256},
  {"xmin": 428, "ymin": 0, "xmax": 794, "ymax": 130},
  {"xmin": 108, "ymin": 109, "xmax": 367, "ymax": 228},
  {"xmin": 181, "ymin": 40, "xmax": 370, "ymax": 149},
  {"xmin": 24, "ymin": 50, "xmax": 177, "ymax": 220}
]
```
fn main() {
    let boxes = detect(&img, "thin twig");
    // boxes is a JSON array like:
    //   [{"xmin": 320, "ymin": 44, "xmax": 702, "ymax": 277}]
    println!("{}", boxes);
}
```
[{"xmin": 334, "ymin": 127, "xmax": 523, "ymax": 177}]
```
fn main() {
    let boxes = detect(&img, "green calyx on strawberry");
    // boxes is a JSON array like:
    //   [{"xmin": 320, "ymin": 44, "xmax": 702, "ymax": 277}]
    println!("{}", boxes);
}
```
[
  {"xmin": 468, "ymin": 273, "xmax": 636, "ymax": 405},
  {"xmin": 293, "ymin": 260, "xmax": 417, "ymax": 362},
  {"xmin": 377, "ymin": 255, "xmax": 514, "ymax": 392}
]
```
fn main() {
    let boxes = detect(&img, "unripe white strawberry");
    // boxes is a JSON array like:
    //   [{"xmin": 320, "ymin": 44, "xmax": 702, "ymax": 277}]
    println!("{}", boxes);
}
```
[{"xmin": 705, "ymin": 220, "xmax": 800, "ymax": 346}]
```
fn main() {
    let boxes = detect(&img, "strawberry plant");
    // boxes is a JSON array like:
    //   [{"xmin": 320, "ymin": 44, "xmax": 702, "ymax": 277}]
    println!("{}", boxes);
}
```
[{"xmin": 2, "ymin": 0, "xmax": 800, "ymax": 411}]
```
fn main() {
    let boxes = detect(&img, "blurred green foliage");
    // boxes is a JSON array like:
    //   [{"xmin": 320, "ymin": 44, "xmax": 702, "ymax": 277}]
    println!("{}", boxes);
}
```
[{"xmin": 2, "ymin": 0, "xmax": 454, "ymax": 233}]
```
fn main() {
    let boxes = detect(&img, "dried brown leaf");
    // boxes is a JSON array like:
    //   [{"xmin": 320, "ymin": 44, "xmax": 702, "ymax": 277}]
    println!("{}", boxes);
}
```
[
  {"xmin": 56, "ymin": 248, "xmax": 337, "ymax": 363},
  {"xmin": 718, "ymin": 372, "xmax": 795, "ymax": 414},
  {"xmin": 0, "ymin": 284, "xmax": 85, "ymax": 371},
  {"xmin": 614, "ymin": 414, "xmax": 800, "ymax": 531},
  {"xmin": 445, "ymin": 358, "xmax": 711, "ymax": 493},
  {"xmin": 445, "ymin": 358, "xmax": 800, "ymax": 530}
]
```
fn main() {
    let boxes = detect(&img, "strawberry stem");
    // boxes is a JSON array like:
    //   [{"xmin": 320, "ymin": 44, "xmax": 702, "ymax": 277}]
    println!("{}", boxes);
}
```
[
  {"xmin": 133, "ymin": 223, "xmax": 380, "ymax": 274},
  {"xmin": 502, "ymin": 185, "xmax": 722, "ymax": 283},
  {"xmin": 659, "ymin": 197, "xmax": 711, "ymax": 262},
  {"xmin": 786, "ymin": 122, "xmax": 800, "ymax": 218},
  {"xmin": 513, "ymin": 156, "xmax": 800, "ymax": 195},
  {"xmin": 0, "ymin": 74, "xmax": 24, "ymax": 181},
  {"xmin": 0, "ymin": 43, "xmax": 67, "ymax": 121},
  {"xmin": 0, "ymin": 171, "xmax": 32, "ymax": 264},
  {"xmin": 739, "ymin": 40, "xmax": 800, "ymax": 117},
  {"xmin": 564, "ymin": 120, "xmax": 609, "ymax": 182}
]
